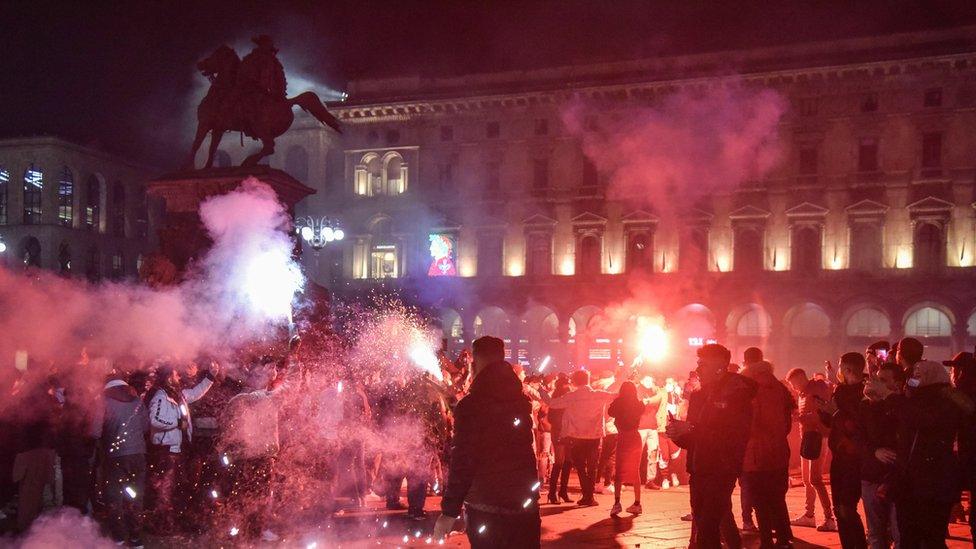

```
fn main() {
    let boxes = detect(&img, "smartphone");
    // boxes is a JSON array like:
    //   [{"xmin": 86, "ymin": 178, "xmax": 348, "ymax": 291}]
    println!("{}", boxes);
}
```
[{"xmin": 877, "ymin": 349, "xmax": 888, "ymax": 361}]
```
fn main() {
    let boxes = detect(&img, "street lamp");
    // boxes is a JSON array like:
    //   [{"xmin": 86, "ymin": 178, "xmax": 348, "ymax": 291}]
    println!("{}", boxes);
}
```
[{"xmin": 295, "ymin": 215, "xmax": 344, "ymax": 250}]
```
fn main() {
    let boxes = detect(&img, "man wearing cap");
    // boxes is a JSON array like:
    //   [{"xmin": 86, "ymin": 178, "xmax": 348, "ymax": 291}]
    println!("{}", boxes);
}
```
[
  {"xmin": 667, "ymin": 344, "xmax": 757, "ymax": 549},
  {"xmin": 944, "ymin": 351, "xmax": 976, "ymax": 541}
]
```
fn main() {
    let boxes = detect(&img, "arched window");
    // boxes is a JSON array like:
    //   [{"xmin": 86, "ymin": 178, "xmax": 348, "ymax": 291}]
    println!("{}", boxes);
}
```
[
  {"xmin": 111, "ymin": 182, "xmax": 126, "ymax": 237},
  {"xmin": 627, "ymin": 232, "xmax": 653, "ymax": 272},
  {"xmin": 474, "ymin": 307, "xmax": 511, "ymax": 339},
  {"xmin": 577, "ymin": 234, "xmax": 601, "ymax": 276},
  {"xmin": 791, "ymin": 225, "xmax": 822, "ymax": 273},
  {"xmin": 736, "ymin": 307, "xmax": 771, "ymax": 337},
  {"xmin": 23, "ymin": 165, "xmax": 43, "ymax": 224},
  {"xmin": 385, "ymin": 153, "xmax": 405, "ymax": 195},
  {"xmin": 913, "ymin": 222, "xmax": 944, "ymax": 271},
  {"xmin": 846, "ymin": 308, "xmax": 891, "ymax": 338},
  {"xmin": 734, "ymin": 227, "xmax": 764, "ymax": 272},
  {"xmin": 904, "ymin": 306, "xmax": 952, "ymax": 337},
  {"xmin": 362, "ymin": 154, "xmax": 383, "ymax": 196},
  {"xmin": 58, "ymin": 242, "xmax": 71, "ymax": 274},
  {"xmin": 0, "ymin": 167, "xmax": 8, "ymax": 224},
  {"xmin": 789, "ymin": 304, "xmax": 831, "ymax": 338},
  {"xmin": 285, "ymin": 145, "xmax": 309, "ymax": 181},
  {"xmin": 86, "ymin": 175, "xmax": 101, "ymax": 231},
  {"xmin": 526, "ymin": 233, "xmax": 552, "ymax": 277},
  {"xmin": 214, "ymin": 150, "xmax": 232, "ymax": 168},
  {"xmin": 58, "ymin": 167, "xmax": 74, "ymax": 227},
  {"xmin": 21, "ymin": 237, "xmax": 41, "ymax": 267},
  {"xmin": 850, "ymin": 223, "xmax": 882, "ymax": 271}
]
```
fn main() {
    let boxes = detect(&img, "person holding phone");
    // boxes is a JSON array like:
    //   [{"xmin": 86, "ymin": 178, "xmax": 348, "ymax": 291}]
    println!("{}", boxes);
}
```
[{"xmin": 785, "ymin": 368, "xmax": 836, "ymax": 532}]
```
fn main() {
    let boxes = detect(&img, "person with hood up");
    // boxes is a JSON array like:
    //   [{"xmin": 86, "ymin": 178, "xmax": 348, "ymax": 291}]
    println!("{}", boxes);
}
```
[
  {"xmin": 91, "ymin": 367, "xmax": 151, "ymax": 548},
  {"xmin": 667, "ymin": 343, "xmax": 757, "ymax": 549},
  {"xmin": 433, "ymin": 336, "xmax": 539, "ymax": 548},
  {"xmin": 740, "ymin": 360, "xmax": 797, "ymax": 549},
  {"xmin": 874, "ymin": 360, "xmax": 974, "ymax": 547}
]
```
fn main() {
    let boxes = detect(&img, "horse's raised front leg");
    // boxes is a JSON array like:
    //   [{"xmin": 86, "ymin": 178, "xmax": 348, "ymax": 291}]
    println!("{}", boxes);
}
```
[
  {"xmin": 204, "ymin": 128, "xmax": 226, "ymax": 169},
  {"xmin": 242, "ymin": 138, "xmax": 275, "ymax": 167}
]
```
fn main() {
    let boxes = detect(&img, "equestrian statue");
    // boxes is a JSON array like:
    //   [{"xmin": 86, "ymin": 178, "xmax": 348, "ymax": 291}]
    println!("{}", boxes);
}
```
[{"xmin": 187, "ymin": 35, "xmax": 341, "ymax": 169}]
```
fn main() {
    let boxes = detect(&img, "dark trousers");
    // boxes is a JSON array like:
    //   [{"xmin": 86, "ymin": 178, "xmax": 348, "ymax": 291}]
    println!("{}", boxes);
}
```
[
  {"xmin": 146, "ymin": 448, "xmax": 186, "ymax": 533},
  {"xmin": 597, "ymin": 433, "xmax": 617, "ymax": 485},
  {"xmin": 969, "ymin": 482, "xmax": 975, "ymax": 543},
  {"xmin": 102, "ymin": 454, "xmax": 146, "ymax": 543},
  {"xmin": 226, "ymin": 456, "xmax": 274, "ymax": 538},
  {"xmin": 548, "ymin": 441, "xmax": 572, "ymax": 498},
  {"xmin": 831, "ymin": 460, "xmax": 867, "ymax": 549},
  {"xmin": 567, "ymin": 438, "xmax": 601, "ymax": 502},
  {"xmin": 690, "ymin": 473, "xmax": 741, "ymax": 549},
  {"xmin": 896, "ymin": 497, "xmax": 952, "ymax": 549},
  {"xmin": 740, "ymin": 476, "xmax": 755, "ymax": 524},
  {"xmin": 184, "ymin": 436, "xmax": 222, "ymax": 532},
  {"xmin": 385, "ymin": 469, "xmax": 428, "ymax": 513},
  {"xmin": 741, "ymin": 469, "xmax": 793, "ymax": 548},
  {"xmin": 61, "ymin": 454, "xmax": 93, "ymax": 513},
  {"xmin": 466, "ymin": 506, "xmax": 541, "ymax": 549},
  {"xmin": 337, "ymin": 439, "xmax": 367, "ymax": 503}
]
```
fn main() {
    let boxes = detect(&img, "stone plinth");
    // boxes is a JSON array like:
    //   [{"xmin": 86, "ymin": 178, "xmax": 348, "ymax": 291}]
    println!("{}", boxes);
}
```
[{"xmin": 146, "ymin": 166, "xmax": 315, "ymax": 277}]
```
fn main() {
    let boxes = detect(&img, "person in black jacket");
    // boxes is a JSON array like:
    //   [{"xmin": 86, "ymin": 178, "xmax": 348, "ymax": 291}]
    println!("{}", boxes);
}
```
[
  {"xmin": 819, "ymin": 353, "xmax": 868, "ymax": 549},
  {"xmin": 433, "ymin": 336, "xmax": 539, "ymax": 548},
  {"xmin": 667, "ymin": 344, "xmax": 756, "ymax": 549},
  {"xmin": 856, "ymin": 362, "xmax": 904, "ymax": 549},
  {"xmin": 944, "ymin": 351, "xmax": 976, "ymax": 542}
]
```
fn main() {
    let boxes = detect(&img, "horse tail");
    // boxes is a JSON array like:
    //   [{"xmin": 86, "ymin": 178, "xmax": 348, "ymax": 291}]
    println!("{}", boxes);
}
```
[{"xmin": 289, "ymin": 92, "xmax": 342, "ymax": 133}]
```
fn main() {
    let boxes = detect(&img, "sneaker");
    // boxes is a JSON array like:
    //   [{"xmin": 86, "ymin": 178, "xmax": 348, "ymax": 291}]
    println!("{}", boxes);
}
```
[
  {"xmin": 741, "ymin": 521, "xmax": 759, "ymax": 533},
  {"xmin": 671, "ymin": 473, "xmax": 680, "ymax": 487},
  {"xmin": 577, "ymin": 499, "xmax": 599, "ymax": 507},
  {"xmin": 661, "ymin": 479, "xmax": 671, "ymax": 489},
  {"xmin": 610, "ymin": 502, "xmax": 622, "ymax": 516},
  {"xmin": 626, "ymin": 503, "xmax": 643, "ymax": 515},
  {"xmin": 680, "ymin": 513, "xmax": 694, "ymax": 522},
  {"xmin": 606, "ymin": 483, "xmax": 615, "ymax": 494},
  {"xmin": 816, "ymin": 518, "xmax": 837, "ymax": 532},
  {"xmin": 260, "ymin": 529, "xmax": 280, "ymax": 542},
  {"xmin": 409, "ymin": 510, "xmax": 428, "ymax": 521},
  {"xmin": 790, "ymin": 514, "xmax": 816, "ymax": 528},
  {"xmin": 645, "ymin": 481, "xmax": 661, "ymax": 490}
]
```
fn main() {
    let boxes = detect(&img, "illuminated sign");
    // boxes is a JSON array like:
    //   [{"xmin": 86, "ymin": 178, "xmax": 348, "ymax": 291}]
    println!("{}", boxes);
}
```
[
  {"xmin": 687, "ymin": 337, "xmax": 717, "ymax": 347},
  {"xmin": 427, "ymin": 233, "xmax": 457, "ymax": 276}
]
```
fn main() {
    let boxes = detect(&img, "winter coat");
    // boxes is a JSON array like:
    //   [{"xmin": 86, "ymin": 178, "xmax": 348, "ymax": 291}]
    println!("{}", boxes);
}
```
[
  {"xmin": 855, "ymin": 395, "xmax": 900, "ymax": 484},
  {"xmin": 148, "ymin": 377, "xmax": 213, "ymax": 453},
  {"xmin": 441, "ymin": 361, "xmax": 537, "ymax": 518},
  {"xmin": 820, "ymin": 382, "xmax": 865, "ymax": 464},
  {"xmin": 894, "ymin": 384, "xmax": 968, "ymax": 503},
  {"xmin": 741, "ymin": 363, "xmax": 796, "ymax": 472},
  {"xmin": 92, "ymin": 380, "xmax": 150, "ymax": 458},
  {"xmin": 548, "ymin": 385, "xmax": 616, "ymax": 440},
  {"xmin": 673, "ymin": 372, "xmax": 757, "ymax": 477}
]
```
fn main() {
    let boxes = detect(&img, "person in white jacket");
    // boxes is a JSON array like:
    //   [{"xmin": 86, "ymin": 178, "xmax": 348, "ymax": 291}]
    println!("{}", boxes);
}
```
[{"xmin": 145, "ymin": 361, "xmax": 218, "ymax": 534}]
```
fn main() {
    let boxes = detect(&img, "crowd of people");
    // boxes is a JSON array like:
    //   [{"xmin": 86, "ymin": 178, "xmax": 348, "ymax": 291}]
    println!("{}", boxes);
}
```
[{"xmin": 1, "ymin": 330, "xmax": 974, "ymax": 549}]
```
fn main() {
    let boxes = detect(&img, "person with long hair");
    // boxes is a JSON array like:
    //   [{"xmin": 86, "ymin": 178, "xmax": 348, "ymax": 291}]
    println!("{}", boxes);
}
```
[
  {"xmin": 608, "ymin": 381, "xmax": 646, "ymax": 516},
  {"xmin": 546, "ymin": 374, "xmax": 573, "ymax": 504}
]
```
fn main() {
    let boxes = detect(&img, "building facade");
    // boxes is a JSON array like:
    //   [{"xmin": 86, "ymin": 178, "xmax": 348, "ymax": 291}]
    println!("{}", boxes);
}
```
[
  {"xmin": 0, "ymin": 137, "xmax": 157, "ymax": 280},
  {"xmin": 217, "ymin": 27, "xmax": 976, "ymax": 373}
]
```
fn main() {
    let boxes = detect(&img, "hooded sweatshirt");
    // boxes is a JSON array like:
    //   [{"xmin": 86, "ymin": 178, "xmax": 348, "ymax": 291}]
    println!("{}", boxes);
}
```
[
  {"xmin": 441, "ymin": 361, "xmax": 538, "ymax": 518},
  {"xmin": 741, "ymin": 362, "xmax": 796, "ymax": 472},
  {"xmin": 91, "ymin": 380, "xmax": 150, "ymax": 458}
]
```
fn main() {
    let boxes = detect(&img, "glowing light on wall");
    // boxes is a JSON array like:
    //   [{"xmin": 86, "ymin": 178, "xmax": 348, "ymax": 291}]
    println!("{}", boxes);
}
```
[
  {"xmin": 559, "ymin": 254, "xmax": 575, "ymax": 275},
  {"xmin": 714, "ymin": 250, "xmax": 731, "ymax": 272},
  {"xmin": 895, "ymin": 246, "xmax": 913, "ymax": 269},
  {"xmin": 459, "ymin": 256, "xmax": 476, "ymax": 277},
  {"xmin": 507, "ymin": 258, "xmax": 524, "ymax": 276}
]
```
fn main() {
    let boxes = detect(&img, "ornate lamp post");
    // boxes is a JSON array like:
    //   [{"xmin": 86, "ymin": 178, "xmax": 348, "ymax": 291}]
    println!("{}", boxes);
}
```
[{"xmin": 295, "ymin": 215, "xmax": 344, "ymax": 250}]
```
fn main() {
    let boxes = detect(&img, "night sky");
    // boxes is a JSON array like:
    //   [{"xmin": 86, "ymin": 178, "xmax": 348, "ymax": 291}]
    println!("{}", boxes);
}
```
[{"xmin": 1, "ymin": 0, "xmax": 973, "ymax": 168}]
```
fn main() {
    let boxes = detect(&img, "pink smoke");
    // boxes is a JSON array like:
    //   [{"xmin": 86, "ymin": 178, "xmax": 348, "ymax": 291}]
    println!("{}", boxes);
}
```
[{"xmin": 562, "ymin": 83, "xmax": 786, "ymax": 213}]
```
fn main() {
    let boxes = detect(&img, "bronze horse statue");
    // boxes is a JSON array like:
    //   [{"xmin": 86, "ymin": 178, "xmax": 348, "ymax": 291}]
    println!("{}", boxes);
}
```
[{"xmin": 187, "ymin": 44, "xmax": 341, "ymax": 169}]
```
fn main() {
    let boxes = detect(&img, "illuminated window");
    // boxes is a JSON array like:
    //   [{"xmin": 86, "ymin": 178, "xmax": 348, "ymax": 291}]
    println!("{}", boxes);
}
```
[
  {"xmin": 850, "ymin": 223, "xmax": 883, "ymax": 271},
  {"xmin": 111, "ymin": 183, "xmax": 126, "ymax": 237},
  {"xmin": 791, "ymin": 225, "xmax": 822, "ymax": 273},
  {"xmin": 734, "ymin": 227, "xmax": 764, "ymax": 272},
  {"xmin": 846, "ymin": 308, "xmax": 890, "ymax": 338},
  {"xmin": 0, "ymin": 167, "xmax": 9, "ymax": 224},
  {"xmin": 477, "ymin": 234, "xmax": 503, "ymax": 277},
  {"xmin": 285, "ymin": 145, "xmax": 309, "ymax": 181},
  {"xmin": 526, "ymin": 233, "xmax": 552, "ymax": 277},
  {"xmin": 58, "ymin": 167, "xmax": 74, "ymax": 227},
  {"xmin": 474, "ymin": 307, "xmax": 510, "ymax": 339},
  {"xmin": 627, "ymin": 232, "xmax": 653, "ymax": 272},
  {"xmin": 913, "ymin": 222, "xmax": 944, "ymax": 271},
  {"xmin": 428, "ymin": 233, "xmax": 458, "ymax": 277},
  {"xmin": 790, "ymin": 305, "xmax": 830, "ymax": 338},
  {"xmin": 905, "ymin": 307, "xmax": 951, "ymax": 337},
  {"xmin": 58, "ymin": 242, "xmax": 71, "ymax": 274},
  {"xmin": 736, "ymin": 308, "xmax": 771, "ymax": 337},
  {"xmin": 86, "ymin": 175, "xmax": 101, "ymax": 231},
  {"xmin": 369, "ymin": 245, "xmax": 398, "ymax": 279},
  {"xmin": 858, "ymin": 138, "xmax": 878, "ymax": 172},
  {"xmin": 577, "ymin": 234, "xmax": 601, "ymax": 276},
  {"xmin": 23, "ymin": 165, "xmax": 43, "ymax": 225}
]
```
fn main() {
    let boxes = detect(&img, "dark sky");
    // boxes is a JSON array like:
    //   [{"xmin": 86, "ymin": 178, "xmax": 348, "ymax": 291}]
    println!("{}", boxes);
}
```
[{"xmin": 1, "ymin": 0, "xmax": 974, "ymax": 168}]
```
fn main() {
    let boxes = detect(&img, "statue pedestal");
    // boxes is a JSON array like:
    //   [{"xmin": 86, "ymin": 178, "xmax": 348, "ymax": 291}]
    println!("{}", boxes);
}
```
[{"xmin": 146, "ymin": 166, "xmax": 314, "ymax": 277}]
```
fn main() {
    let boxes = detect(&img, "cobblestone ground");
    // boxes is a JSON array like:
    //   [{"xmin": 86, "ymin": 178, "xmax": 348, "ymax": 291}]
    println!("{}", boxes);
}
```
[{"xmin": 149, "ymin": 482, "xmax": 973, "ymax": 548}]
